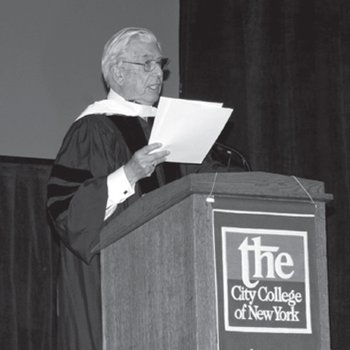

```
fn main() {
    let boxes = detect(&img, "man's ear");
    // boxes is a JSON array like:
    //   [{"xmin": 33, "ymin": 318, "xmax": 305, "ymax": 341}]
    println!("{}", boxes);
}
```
[{"xmin": 112, "ymin": 62, "xmax": 125, "ymax": 86}]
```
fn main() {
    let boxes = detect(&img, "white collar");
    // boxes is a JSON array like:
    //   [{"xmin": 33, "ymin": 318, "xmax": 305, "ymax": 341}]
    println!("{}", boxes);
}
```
[{"xmin": 76, "ymin": 89, "xmax": 157, "ymax": 120}]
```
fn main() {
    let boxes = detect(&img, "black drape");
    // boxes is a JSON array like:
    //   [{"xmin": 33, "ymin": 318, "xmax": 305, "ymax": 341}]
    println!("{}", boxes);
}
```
[
  {"xmin": 0, "ymin": 157, "xmax": 58, "ymax": 350},
  {"xmin": 180, "ymin": 1, "xmax": 350, "ymax": 349}
]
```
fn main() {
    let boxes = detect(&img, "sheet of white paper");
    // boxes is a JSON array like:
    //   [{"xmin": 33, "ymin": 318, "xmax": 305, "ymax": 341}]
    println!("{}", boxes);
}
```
[{"xmin": 149, "ymin": 97, "xmax": 233, "ymax": 163}]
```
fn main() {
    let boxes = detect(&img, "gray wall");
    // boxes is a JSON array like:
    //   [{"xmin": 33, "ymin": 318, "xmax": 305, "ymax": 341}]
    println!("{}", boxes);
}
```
[{"xmin": 0, "ymin": 0, "xmax": 179, "ymax": 159}]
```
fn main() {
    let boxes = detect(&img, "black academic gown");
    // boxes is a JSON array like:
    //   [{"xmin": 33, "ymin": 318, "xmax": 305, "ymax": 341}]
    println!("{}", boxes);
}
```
[
  {"xmin": 47, "ymin": 114, "xmax": 182, "ymax": 350},
  {"xmin": 47, "ymin": 113, "xmax": 225, "ymax": 350}
]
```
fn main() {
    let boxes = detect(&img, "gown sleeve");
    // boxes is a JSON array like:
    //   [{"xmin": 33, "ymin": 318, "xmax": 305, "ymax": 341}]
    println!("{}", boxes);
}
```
[{"xmin": 47, "ymin": 116, "xmax": 121, "ymax": 263}]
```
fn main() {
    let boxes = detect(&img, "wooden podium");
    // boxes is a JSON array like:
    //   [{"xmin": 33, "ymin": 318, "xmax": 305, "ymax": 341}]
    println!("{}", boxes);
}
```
[{"xmin": 94, "ymin": 172, "xmax": 332, "ymax": 350}]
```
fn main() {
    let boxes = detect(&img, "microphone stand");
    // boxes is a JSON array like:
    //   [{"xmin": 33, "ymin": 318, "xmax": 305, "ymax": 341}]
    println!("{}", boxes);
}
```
[{"xmin": 214, "ymin": 142, "xmax": 252, "ymax": 172}]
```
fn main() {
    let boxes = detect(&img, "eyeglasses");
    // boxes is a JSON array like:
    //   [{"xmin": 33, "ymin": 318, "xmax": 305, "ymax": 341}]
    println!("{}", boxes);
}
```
[{"xmin": 122, "ymin": 58, "xmax": 170, "ymax": 72}]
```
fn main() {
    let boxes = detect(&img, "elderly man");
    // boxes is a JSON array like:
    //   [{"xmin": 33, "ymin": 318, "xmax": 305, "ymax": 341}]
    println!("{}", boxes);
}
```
[{"xmin": 47, "ymin": 27, "xmax": 225, "ymax": 349}]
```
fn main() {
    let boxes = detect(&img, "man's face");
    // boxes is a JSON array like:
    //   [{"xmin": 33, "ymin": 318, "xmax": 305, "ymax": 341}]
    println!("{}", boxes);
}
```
[{"xmin": 119, "ymin": 38, "xmax": 163, "ymax": 106}]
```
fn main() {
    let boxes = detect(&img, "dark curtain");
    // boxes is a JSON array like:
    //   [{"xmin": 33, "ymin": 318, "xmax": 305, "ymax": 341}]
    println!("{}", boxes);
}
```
[
  {"xmin": 180, "ymin": 1, "xmax": 350, "ymax": 349},
  {"xmin": 0, "ymin": 157, "xmax": 58, "ymax": 350}
]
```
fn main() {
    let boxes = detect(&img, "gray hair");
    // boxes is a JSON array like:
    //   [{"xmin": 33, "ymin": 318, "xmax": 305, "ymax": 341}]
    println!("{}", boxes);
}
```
[{"xmin": 101, "ymin": 27, "xmax": 161, "ymax": 86}]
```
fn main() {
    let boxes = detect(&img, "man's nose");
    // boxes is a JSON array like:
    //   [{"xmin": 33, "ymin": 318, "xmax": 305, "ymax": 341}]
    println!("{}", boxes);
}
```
[{"xmin": 153, "ymin": 63, "xmax": 163, "ymax": 77}]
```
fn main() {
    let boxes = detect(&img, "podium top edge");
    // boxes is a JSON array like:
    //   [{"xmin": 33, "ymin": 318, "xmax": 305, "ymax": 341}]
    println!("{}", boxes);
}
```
[{"xmin": 185, "ymin": 172, "xmax": 333, "ymax": 202}]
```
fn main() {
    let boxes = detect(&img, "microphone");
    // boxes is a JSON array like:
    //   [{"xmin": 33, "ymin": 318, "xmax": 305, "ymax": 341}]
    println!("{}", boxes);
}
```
[{"xmin": 213, "ymin": 142, "xmax": 252, "ymax": 171}]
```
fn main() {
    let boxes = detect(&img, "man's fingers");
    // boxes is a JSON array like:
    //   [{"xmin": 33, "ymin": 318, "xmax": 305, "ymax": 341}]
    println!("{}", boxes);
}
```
[
  {"xmin": 125, "ymin": 144, "xmax": 171, "ymax": 184},
  {"xmin": 153, "ymin": 152, "xmax": 169, "ymax": 164},
  {"xmin": 152, "ymin": 149, "xmax": 170, "ymax": 160},
  {"xmin": 143, "ymin": 143, "xmax": 163, "ymax": 154}
]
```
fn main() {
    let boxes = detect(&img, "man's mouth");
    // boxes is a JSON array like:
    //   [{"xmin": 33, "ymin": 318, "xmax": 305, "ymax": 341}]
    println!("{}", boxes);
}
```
[
  {"xmin": 148, "ymin": 83, "xmax": 162, "ymax": 91},
  {"xmin": 148, "ymin": 83, "xmax": 161, "ymax": 91}
]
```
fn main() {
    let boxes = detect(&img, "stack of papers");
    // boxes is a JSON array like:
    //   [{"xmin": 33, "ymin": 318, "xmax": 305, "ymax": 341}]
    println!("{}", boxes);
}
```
[{"xmin": 149, "ymin": 97, "xmax": 233, "ymax": 163}]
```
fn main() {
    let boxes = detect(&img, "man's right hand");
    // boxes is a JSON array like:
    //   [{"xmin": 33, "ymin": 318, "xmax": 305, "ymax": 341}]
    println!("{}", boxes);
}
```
[{"xmin": 124, "ymin": 143, "xmax": 170, "ymax": 186}]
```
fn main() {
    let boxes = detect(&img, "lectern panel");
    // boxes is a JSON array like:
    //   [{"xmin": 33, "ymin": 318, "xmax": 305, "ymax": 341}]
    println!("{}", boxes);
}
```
[{"xmin": 212, "ymin": 197, "xmax": 329, "ymax": 350}]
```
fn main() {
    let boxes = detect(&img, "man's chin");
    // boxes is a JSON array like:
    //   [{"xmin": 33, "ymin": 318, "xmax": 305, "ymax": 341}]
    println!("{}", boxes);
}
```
[
  {"xmin": 143, "ymin": 90, "xmax": 161, "ymax": 105},
  {"xmin": 131, "ymin": 88, "xmax": 161, "ymax": 106}
]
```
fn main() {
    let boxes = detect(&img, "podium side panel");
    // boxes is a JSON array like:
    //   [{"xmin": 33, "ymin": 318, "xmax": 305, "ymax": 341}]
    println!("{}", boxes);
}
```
[
  {"xmin": 101, "ymin": 196, "xmax": 201, "ymax": 350},
  {"xmin": 315, "ymin": 202, "xmax": 331, "ymax": 350}
]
